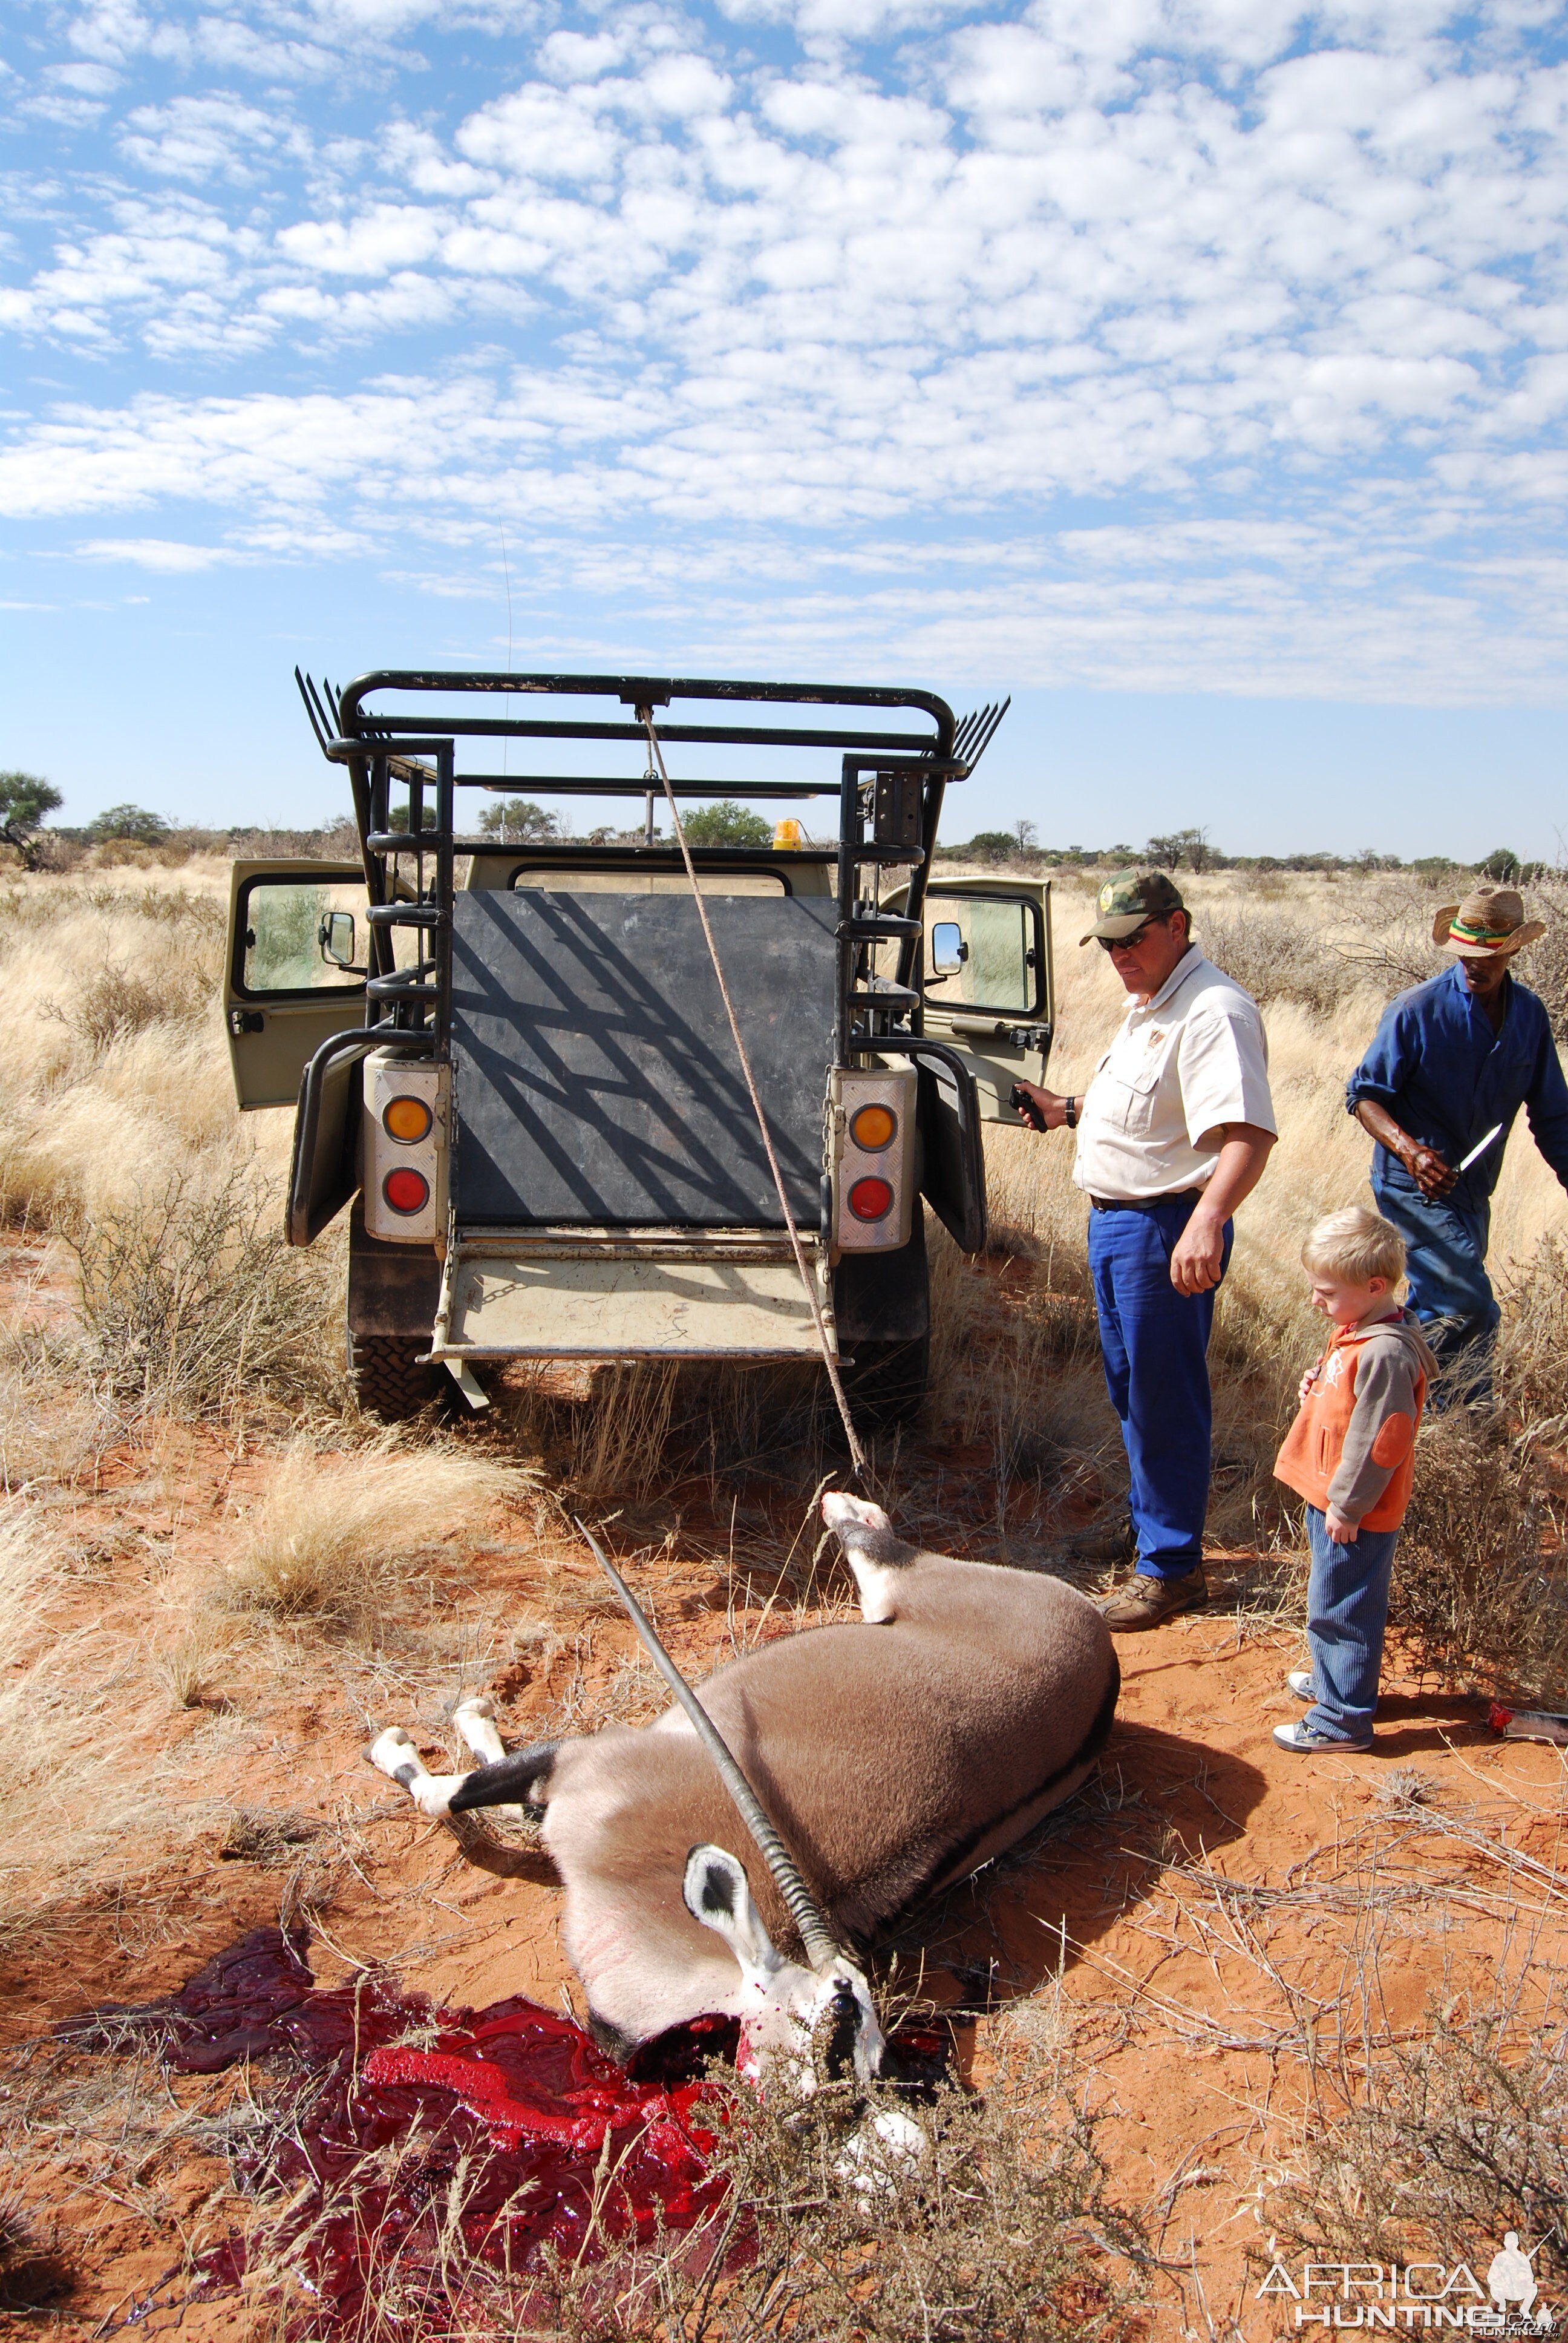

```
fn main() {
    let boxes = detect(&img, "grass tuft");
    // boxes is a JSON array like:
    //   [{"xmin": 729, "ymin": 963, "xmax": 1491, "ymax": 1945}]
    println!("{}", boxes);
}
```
[{"xmin": 222, "ymin": 1435, "xmax": 538, "ymax": 1633}]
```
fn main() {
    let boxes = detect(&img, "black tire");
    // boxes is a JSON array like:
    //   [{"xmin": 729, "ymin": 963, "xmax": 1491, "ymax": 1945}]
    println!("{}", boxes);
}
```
[
  {"xmin": 841, "ymin": 1327, "xmax": 931, "ymax": 1432},
  {"xmin": 348, "ymin": 1331, "xmax": 446, "ymax": 1421}
]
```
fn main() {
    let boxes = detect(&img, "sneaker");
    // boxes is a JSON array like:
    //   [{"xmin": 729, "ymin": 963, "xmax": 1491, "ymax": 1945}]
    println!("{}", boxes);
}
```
[
  {"xmin": 1272, "ymin": 1719, "xmax": 1372, "ymax": 1755},
  {"xmin": 1098, "ymin": 1569, "xmax": 1207, "ymax": 1631},
  {"xmin": 1286, "ymin": 1670, "xmax": 1315, "ymax": 1702},
  {"xmin": 1068, "ymin": 1513, "xmax": 1137, "ymax": 1565}
]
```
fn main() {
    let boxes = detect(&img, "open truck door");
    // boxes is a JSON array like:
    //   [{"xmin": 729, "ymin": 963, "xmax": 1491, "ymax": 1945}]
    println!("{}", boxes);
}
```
[
  {"xmin": 226, "ymin": 861, "xmax": 376, "ymax": 1249},
  {"xmin": 224, "ymin": 860, "xmax": 370, "ymax": 1108},
  {"xmin": 871, "ymin": 877, "xmax": 1053, "ymax": 1254}
]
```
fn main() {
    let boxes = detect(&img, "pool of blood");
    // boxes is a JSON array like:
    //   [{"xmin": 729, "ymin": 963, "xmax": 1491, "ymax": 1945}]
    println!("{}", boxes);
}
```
[{"xmin": 62, "ymin": 1927, "xmax": 741, "ymax": 2335}]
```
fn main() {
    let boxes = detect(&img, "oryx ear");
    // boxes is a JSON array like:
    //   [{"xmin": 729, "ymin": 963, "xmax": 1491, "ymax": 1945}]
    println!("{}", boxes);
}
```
[{"xmin": 683, "ymin": 1845, "xmax": 780, "ymax": 1981}]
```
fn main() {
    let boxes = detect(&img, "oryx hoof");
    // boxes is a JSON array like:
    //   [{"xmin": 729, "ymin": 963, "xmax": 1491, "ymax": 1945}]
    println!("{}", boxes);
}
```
[{"xmin": 370, "ymin": 1727, "xmax": 419, "ymax": 1780}]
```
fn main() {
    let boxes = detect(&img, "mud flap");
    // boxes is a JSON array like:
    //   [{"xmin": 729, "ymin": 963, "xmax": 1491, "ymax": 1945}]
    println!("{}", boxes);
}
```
[
  {"xmin": 833, "ymin": 1215, "xmax": 929, "ymax": 1346},
  {"xmin": 346, "ymin": 1201, "xmax": 443, "ymax": 1334},
  {"xmin": 910, "ymin": 1047, "xmax": 987, "ymax": 1255}
]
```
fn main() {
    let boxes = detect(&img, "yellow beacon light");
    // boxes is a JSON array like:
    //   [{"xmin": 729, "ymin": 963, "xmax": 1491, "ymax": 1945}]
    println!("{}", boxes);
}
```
[
  {"xmin": 849, "ymin": 1103, "xmax": 897, "ymax": 1152},
  {"xmin": 772, "ymin": 819, "xmax": 804, "ymax": 850},
  {"xmin": 384, "ymin": 1095, "xmax": 434, "ymax": 1144}
]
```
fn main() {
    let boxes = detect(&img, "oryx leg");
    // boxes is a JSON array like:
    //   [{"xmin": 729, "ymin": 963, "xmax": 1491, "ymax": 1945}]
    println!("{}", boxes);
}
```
[
  {"xmin": 370, "ymin": 1727, "xmax": 470, "ymax": 1818},
  {"xmin": 451, "ymin": 1696, "xmax": 528, "ymax": 1823},
  {"xmin": 820, "ymin": 1491, "xmax": 906, "ymax": 1624}
]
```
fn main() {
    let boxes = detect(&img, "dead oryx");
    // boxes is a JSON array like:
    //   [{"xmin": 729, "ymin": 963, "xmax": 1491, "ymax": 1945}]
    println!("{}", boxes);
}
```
[{"xmin": 371, "ymin": 1492, "xmax": 1118, "ymax": 2106}]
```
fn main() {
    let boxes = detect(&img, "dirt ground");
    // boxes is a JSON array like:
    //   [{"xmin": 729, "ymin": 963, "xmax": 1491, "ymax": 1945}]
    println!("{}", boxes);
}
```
[{"xmin": 5, "ymin": 1216, "xmax": 1566, "ymax": 2343}]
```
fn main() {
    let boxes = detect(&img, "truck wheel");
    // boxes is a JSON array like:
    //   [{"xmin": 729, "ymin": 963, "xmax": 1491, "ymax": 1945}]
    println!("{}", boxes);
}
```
[
  {"xmin": 841, "ymin": 1328, "xmax": 930, "ymax": 1432},
  {"xmin": 348, "ymin": 1332, "xmax": 446, "ymax": 1421}
]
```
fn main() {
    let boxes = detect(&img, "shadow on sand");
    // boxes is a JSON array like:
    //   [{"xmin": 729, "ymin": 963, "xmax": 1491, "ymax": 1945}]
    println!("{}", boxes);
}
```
[{"xmin": 876, "ymin": 1719, "xmax": 1270, "ymax": 2025}]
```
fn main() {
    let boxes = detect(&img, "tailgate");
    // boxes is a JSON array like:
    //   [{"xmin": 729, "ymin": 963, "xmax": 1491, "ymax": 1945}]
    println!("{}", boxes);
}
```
[{"xmin": 429, "ymin": 1230, "xmax": 832, "ymax": 1361}]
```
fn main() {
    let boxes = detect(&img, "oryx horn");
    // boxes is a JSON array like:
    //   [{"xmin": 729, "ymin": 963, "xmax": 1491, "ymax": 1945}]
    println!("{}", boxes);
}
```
[{"xmin": 574, "ymin": 1517, "xmax": 844, "ymax": 1973}]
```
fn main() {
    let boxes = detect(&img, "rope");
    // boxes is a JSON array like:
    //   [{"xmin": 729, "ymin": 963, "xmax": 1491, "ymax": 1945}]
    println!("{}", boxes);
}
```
[{"xmin": 637, "ymin": 707, "xmax": 867, "ymax": 1476}]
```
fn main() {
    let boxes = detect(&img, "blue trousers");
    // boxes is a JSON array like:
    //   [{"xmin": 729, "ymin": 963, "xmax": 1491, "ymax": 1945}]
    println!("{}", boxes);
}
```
[
  {"xmin": 1373, "ymin": 1175, "xmax": 1498, "ymax": 1404},
  {"xmin": 1302, "ymin": 1506, "xmax": 1400, "ymax": 1742},
  {"xmin": 1087, "ymin": 1195, "xmax": 1232, "ymax": 1581}
]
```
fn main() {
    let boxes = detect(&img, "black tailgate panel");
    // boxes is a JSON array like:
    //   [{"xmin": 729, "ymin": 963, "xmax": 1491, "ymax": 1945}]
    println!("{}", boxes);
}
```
[{"xmin": 451, "ymin": 890, "xmax": 836, "ymax": 1225}]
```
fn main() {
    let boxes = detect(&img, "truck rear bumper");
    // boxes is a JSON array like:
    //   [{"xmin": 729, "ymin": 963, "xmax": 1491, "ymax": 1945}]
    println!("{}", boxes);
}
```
[{"xmin": 426, "ymin": 1228, "xmax": 835, "ymax": 1362}]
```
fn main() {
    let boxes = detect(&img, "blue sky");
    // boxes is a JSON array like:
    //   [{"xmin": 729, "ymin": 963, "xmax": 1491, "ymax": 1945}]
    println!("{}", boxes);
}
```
[{"xmin": 2, "ymin": 0, "xmax": 1566, "ymax": 858}]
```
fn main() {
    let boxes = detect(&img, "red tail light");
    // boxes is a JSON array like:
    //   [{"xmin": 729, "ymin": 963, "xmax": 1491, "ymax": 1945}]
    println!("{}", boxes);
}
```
[
  {"xmin": 383, "ymin": 1167, "xmax": 430, "ymax": 1216},
  {"xmin": 848, "ymin": 1176, "xmax": 894, "ymax": 1222}
]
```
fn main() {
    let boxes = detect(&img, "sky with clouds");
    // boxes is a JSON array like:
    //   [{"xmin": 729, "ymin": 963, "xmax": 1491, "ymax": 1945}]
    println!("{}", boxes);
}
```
[{"xmin": 2, "ymin": 0, "xmax": 1566, "ymax": 854}]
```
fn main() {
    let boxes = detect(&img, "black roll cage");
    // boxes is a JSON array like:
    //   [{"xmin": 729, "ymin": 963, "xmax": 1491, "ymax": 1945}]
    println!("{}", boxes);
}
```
[{"xmin": 295, "ymin": 667, "xmax": 1008, "ymax": 1072}]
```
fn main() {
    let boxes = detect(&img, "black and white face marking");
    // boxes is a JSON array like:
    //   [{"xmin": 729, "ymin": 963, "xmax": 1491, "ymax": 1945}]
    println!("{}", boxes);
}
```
[{"xmin": 681, "ymin": 1844, "xmax": 889, "ymax": 2085}]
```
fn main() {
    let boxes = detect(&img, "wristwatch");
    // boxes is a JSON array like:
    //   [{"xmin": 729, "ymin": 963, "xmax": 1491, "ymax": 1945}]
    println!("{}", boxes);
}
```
[{"xmin": 1063, "ymin": 1095, "xmax": 1078, "ymax": 1130}]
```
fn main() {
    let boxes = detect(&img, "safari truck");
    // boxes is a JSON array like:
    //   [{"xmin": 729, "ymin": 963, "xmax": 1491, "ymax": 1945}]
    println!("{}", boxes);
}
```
[{"xmin": 224, "ymin": 671, "xmax": 1055, "ymax": 1424}]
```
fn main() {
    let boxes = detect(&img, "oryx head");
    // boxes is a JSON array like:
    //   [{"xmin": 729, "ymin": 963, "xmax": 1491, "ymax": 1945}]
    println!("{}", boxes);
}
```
[{"xmin": 682, "ymin": 1844, "xmax": 890, "ymax": 2088}]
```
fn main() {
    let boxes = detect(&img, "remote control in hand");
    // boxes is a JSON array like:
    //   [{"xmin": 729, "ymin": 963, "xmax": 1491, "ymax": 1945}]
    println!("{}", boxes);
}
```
[{"xmin": 1010, "ymin": 1083, "xmax": 1048, "ymax": 1132}]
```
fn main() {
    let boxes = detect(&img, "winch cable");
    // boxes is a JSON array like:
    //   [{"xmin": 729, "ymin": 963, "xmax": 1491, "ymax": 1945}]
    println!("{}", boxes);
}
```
[{"xmin": 636, "ymin": 706, "xmax": 868, "ymax": 1478}]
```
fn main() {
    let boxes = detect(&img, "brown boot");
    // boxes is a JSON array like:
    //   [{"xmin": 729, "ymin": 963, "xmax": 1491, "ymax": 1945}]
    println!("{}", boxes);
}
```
[{"xmin": 1098, "ymin": 1568, "xmax": 1208, "ymax": 1630}]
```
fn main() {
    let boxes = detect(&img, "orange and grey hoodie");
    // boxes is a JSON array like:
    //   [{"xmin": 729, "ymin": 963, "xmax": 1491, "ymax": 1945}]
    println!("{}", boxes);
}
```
[{"xmin": 1273, "ymin": 1308, "xmax": 1437, "ymax": 1533}]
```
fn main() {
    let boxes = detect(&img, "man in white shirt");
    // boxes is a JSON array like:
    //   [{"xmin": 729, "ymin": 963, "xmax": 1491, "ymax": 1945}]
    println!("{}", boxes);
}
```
[{"xmin": 1016, "ymin": 871, "xmax": 1277, "ymax": 1628}]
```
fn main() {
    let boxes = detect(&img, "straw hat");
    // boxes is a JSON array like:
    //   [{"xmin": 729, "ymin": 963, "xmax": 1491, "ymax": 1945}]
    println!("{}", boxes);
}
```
[{"xmin": 1431, "ymin": 885, "xmax": 1546, "ymax": 959}]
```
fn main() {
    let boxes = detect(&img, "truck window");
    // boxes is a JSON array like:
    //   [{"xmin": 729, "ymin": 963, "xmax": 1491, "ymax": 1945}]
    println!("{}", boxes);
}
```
[
  {"xmin": 237, "ymin": 876, "xmax": 369, "ymax": 998},
  {"xmin": 924, "ymin": 895, "xmax": 1043, "ymax": 1016}
]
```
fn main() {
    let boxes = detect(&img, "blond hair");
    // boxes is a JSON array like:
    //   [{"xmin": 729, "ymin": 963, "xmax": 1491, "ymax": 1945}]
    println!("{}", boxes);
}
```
[{"xmin": 1301, "ymin": 1205, "xmax": 1406, "ymax": 1288}]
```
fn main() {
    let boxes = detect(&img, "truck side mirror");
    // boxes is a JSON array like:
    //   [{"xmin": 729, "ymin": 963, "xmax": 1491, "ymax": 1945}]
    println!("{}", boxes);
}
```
[
  {"xmin": 929, "ymin": 921, "xmax": 967, "ymax": 976},
  {"xmin": 319, "ymin": 909, "xmax": 358, "ymax": 969}
]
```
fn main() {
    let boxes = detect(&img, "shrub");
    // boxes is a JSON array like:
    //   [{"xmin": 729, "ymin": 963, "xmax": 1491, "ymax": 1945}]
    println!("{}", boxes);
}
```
[
  {"xmin": 1264, "ymin": 2004, "xmax": 1568, "ymax": 2297},
  {"xmin": 680, "ymin": 801, "xmax": 774, "ymax": 847},
  {"xmin": 1198, "ymin": 909, "xmax": 1347, "ymax": 1015},
  {"xmin": 1385, "ymin": 1236, "xmax": 1568, "ymax": 1705},
  {"xmin": 86, "ymin": 805, "xmax": 170, "ymax": 847},
  {"xmin": 65, "ymin": 1167, "xmax": 342, "ymax": 1424}
]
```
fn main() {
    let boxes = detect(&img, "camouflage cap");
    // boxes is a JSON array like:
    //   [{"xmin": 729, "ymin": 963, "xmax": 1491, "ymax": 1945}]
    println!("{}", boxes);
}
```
[{"xmin": 1079, "ymin": 868, "xmax": 1186, "ymax": 946}]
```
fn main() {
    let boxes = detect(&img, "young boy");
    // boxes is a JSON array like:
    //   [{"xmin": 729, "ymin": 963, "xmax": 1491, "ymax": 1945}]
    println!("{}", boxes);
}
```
[{"xmin": 1272, "ymin": 1205, "xmax": 1437, "ymax": 1754}]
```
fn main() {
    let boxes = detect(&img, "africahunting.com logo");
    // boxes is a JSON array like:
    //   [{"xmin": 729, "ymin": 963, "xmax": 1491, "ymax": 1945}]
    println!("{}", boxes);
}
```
[{"xmin": 1256, "ymin": 2237, "xmax": 1556, "ymax": 2332}]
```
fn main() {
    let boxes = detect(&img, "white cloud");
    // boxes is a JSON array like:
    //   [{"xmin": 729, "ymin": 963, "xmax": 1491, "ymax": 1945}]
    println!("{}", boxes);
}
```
[
  {"xmin": 277, "ymin": 201, "xmax": 449, "ymax": 273},
  {"xmin": 76, "ymin": 534, "xmax": 240, "ymax": 566},
  {"xmin": 0, "ymin": 0, "xmax": 1564, "ymax": 702},
  {"xmin": 119, "ymin": 92, "xmax": 300, "ymax": 180}
]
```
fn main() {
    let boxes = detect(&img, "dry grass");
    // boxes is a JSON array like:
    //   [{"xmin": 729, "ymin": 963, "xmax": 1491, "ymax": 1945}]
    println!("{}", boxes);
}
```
[
  {"xmin": 0, "ymin": 868, "xmax": 284, "ymax": 1218},
  {"xmin": 0, "ymin": 1502, "xmax": 207, "ymax": 1951},
  {"xmin": 1265, "ymin": 1997, "xmax": 1568, "ymax": 2293},
  {"xmin": 218, "ymin": 2029, "xmax": 1148, "ymax": 2342},
  {"xmin": 221, "ymin": 1435, "xmax": 539, "ymax": 1633},
  {"xmin": 65, "ymin": 1164, "xmax": 344, "ymax": 1429}
]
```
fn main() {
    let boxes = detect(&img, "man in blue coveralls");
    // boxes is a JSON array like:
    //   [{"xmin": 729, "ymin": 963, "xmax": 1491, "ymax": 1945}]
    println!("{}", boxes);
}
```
[
  {"xmin": 1016, "ymin": 871, "xmax": 1277, "ymax": 1628},
  {"xmin": 1347, "ymin": 885, "xmax": 1568, "ymax": 1403}
]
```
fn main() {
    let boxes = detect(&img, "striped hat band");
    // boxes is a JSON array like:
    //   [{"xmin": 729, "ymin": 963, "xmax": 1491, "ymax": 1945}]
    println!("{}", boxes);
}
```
[{"xmin": 1449, "ymin": 917, "xmax": 1519, "ymax": 945}]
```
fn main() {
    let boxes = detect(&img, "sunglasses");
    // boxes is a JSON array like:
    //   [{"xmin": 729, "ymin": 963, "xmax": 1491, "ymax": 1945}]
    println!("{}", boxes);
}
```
[{"xmin": 1098, "ymin": 917, "xmax": 1164, "ymax": 954}]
